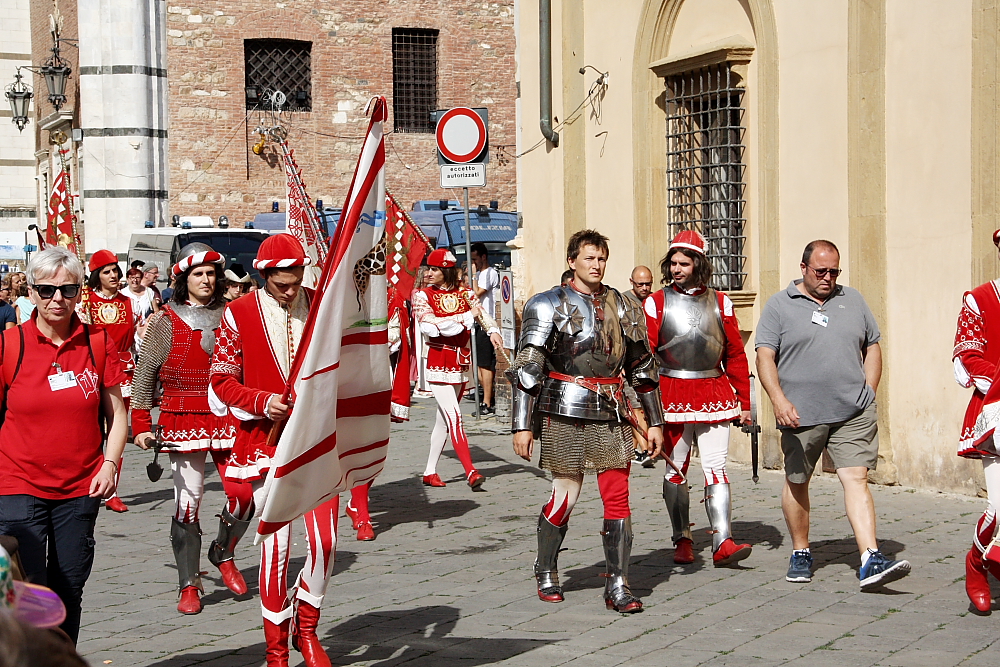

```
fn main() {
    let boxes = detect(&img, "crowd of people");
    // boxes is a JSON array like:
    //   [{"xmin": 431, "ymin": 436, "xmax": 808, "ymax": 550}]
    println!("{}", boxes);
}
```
[{"xmin": 7, "ymin": 224, "xmax": 1000, "ymax": 664}]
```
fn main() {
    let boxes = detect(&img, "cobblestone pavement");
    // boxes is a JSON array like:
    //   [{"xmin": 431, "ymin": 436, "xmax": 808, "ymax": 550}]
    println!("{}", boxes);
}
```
[{"xmin": 78, "ymin": 395, "xmax": 998, "ymax": 667}]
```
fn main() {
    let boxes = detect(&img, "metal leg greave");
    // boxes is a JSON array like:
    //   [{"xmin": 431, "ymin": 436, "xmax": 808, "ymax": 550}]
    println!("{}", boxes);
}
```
[
  {"xmin": 208, "ymin": 507, "xmax": 252, "ymax": 566},
  {"xmin": 170, "ymin": 518, "xmax": 203, "ymax": 592},
  {"xmin": 704, "ymin": 483, "xmax": 732, "ymax": 552},
  {"xmin": 601, "ymin": 517, "xmax": 642, "ymax": 612},
  {"xmin": 662, "ymin": 478, "xmax": 692, "ymax": 544},
  {"xmin": 534, "ymin": 513, "xmax": 568, "ymax": 601}
]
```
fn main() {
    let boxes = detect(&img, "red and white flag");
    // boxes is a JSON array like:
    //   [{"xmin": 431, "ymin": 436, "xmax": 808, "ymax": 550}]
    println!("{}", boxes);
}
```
[
  {"xmin": 256, "ymin": 98, "xmax": 392, "ymax": 541},
  {"xmin": 46, "ymin": 160, "xmax": 74, "ymax": 253},
  {"xmin": 281, "ymin": 140, "xmax": 327, "ymax": 286}
]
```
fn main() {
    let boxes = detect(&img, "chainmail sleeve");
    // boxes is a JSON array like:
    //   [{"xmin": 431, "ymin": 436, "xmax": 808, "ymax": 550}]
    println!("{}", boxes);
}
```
[{"xmin": 131, "ymin": 311, "xmax": 172, "ymax": 411}]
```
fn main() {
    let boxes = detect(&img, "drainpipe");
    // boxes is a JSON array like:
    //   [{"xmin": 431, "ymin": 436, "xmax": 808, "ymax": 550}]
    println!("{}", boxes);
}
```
[{"xmin": 539, "ymin": 0, "xmax": 559, "ymax": 146}]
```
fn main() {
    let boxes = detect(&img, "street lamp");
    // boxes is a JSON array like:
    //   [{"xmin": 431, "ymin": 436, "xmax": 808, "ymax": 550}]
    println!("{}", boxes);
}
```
[{"xmin": 4, "ymin": 69, "xmax": 33, "ymax": 132}]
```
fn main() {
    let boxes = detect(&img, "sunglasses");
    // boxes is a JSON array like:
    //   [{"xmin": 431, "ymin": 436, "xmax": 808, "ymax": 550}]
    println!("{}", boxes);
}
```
[
  {"xmin": 632, "ymin": 281, "xmax": 653, "ymax": 287},
  {"xmin": 32, "ymin": 284, "xmax": 81, "ymax": 299},
  {"xmin": 807, "ymin": 266, "xmax": 842, "ymax": 279}
]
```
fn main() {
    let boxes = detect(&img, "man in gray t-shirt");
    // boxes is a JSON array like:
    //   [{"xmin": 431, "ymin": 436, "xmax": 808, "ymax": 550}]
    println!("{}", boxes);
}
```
[{"xmin": 755, "ymin": 239, "xmax": 911, "ymax": 591}]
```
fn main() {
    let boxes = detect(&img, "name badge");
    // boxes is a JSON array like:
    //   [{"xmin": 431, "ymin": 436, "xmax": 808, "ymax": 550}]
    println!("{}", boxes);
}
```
[
  {"xmin": 48, "ymin": 371, "xmax": 78, "ymax": 391},
  {"xmin": 811, "ymin": 311, "xmax": 829, "ymax": 327}
]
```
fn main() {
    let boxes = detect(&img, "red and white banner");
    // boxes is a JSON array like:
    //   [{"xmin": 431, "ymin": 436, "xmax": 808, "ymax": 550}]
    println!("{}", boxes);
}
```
[
  {"xmin": 281, "ymin": 140, "xmax": 327, "ymax": 286},
  {"xmin": 256, "ymin": 98, "xmax": 392, "ymax": 541},
  {"xmin": 46, "ymin": 154, "xmax": 76, "ymax": 253}
]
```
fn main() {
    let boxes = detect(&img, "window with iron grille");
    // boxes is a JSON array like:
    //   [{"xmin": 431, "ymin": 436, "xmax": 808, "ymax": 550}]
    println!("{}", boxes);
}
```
[
  {"xmin": 392, "ymin": 28, "xmax": 439, "ymax": 133},
  {"xmin": 665, "ymin": 62, "xmax": 747, "ymax": 291},
  {"xmin": 245, "ymin": 39, "xmax": 312, "ymax": 111}
]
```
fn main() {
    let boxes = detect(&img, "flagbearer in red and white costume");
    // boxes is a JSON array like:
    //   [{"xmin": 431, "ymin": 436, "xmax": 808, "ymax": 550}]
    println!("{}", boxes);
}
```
[
  {"xmin": 412, "ymin": 248, "xmax": 502, "ymax": 489},
  {"xmin": 953, "ymin": 229, "xmax": 1000, "ymax": 612},
  {"xmin": 209, "ymin": 234, "xmax": 337, "ymax": 667},
  {"xmin": 80, "ymin": 249, "xmax": 136, "ymax": 514},
  {"xmin": 131, "ymin": 243, "xmax": 245, "ymax": 615},
  {"xmin": 644, "ymin": 230, "xmax": 753, "ymax": 567}
]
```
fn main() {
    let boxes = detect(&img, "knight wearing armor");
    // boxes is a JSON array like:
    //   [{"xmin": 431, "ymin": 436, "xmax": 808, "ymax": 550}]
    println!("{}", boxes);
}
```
[
  {"xmin": 510, "ymin": 230, "xmax": 665, "ymax": 613},
  {"xmin": 130, "ymin": 243, "xmax": 245, "ymax": 615},
  {"xmin": 413, "ymin": 248, "xmax": 502, "ymax": 490},
  {"xmin": 80, "ymin": 249, "xmax": 137, "ymax": 514},
  {"xmin": 209, "ymin": 234, "xmax": 338, "ymax": 667},
  {"xmin": 644, "ymin": 230, "xmax": 753, "ymax": 567}
]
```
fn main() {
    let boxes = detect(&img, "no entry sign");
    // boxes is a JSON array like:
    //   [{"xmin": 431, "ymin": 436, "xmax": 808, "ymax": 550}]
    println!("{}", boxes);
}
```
[{"xmin": 435, "ymin": 107, "xmax": 489, "ymax": 165}]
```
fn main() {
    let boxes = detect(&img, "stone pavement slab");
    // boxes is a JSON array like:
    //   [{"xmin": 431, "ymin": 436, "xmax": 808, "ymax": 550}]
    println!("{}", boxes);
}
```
[{"xmin": 76, "ymin": 395, "xmax": 1000, "ymax": 666}]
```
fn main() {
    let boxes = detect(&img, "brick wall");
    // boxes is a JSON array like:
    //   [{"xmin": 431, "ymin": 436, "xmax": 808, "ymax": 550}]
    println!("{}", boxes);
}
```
[{"xmin": 165, "ymin": 1, "xmax": 516, "ymax": 224}]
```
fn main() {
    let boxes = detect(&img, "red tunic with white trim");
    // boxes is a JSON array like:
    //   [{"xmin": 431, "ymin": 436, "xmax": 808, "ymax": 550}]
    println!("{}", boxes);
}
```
[
  {"xmin": 209, "ymin": 288, "xmax": 311, "ymax": 482},
  {"xmin": 954, "ymin": 280, "xmax": 1000, "ymax": 457},
  {"xmin": 131, "ymin": 307, "xmax": 236, "ymax": 452},
  {"xmin": 644, "ymin": 286, "xmax": 751, "ymax": 423},
  {"xmin": 412, "ymin": 286, "xmax": 476, "ymax": 385},
  {"xmin": 79, "ymin": 287, "xmax": 136, "ymax": 395}
]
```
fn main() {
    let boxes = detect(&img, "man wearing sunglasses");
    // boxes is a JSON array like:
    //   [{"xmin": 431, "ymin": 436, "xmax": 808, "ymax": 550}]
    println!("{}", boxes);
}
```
[
  {"xmin": 624, "ymin": 266, "xmax": 657, "ymax": 467},
  {"xmin": 756, "ymin": 239, "xmax": 911, "ymax": 591}
]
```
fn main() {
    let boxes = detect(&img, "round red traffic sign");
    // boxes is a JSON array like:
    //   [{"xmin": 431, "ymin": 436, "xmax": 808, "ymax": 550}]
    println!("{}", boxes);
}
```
[
  {"xmin": 436, "ymin": 107, "xmax": 487, "ymax": 163},
  {"xmin": 501, "ymin": 275, "xmax": 511, "ymax": 303}
]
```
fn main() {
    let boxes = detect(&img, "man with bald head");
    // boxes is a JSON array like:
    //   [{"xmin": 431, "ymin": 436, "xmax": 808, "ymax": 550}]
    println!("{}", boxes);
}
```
[{"xmin": 626, "ymin": 266, "xmax": 654, "ymax": 305}]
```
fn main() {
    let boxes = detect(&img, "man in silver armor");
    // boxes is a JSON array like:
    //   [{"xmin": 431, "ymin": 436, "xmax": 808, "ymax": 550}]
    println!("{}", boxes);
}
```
[
  {"xmin": 510, "ymin": 230, "xmax": 665, "ymax": 613},
  {"xmin": 644, "ymin": 230, "xmax": 753, "ymax": 567}
]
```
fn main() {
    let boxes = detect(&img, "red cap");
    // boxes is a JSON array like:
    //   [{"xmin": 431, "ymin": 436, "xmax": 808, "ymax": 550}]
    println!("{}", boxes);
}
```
[
  {"xmin": 252, "ymin": 233, "xmax": 312, "ymax": 270},
  {"xmin": 88, "ymin": 249, "xmax": 118, "ymax": 272},
  {"xmin": 427, "ymin": 248, "xmax": 457, "ymax": 268},
  {"xmin": 669, "ymin": 230, "xmax": 707, "ymax": 256},
  {"xmin": 993, "ymin": 229, "xmax": 1000, "ymax": 247}
]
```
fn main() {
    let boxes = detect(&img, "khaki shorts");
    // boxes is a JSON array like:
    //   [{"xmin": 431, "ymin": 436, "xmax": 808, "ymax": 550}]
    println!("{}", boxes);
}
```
[{"xmin": 780, "ymin": 403, "xmax": 879, "ymax": 484}]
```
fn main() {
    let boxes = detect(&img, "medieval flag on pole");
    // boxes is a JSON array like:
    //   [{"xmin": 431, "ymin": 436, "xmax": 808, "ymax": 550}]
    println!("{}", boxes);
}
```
[
  {"xmin": 255, "ymin": 97, "xmax": 392, "ymax": 541},
  {"xmin": 385, "ymin": 189, "xmax": 429, "ymax": 421},
  {"xmin": 281, "ymin": 139, "xmax": 327, "ymax": 287},
  {"xmin": 46, "ymin": 165, "xmax": 72, "ymax": 251}
]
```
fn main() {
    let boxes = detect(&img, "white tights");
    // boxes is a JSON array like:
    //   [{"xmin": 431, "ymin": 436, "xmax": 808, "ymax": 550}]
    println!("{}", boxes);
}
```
[
  {"xmin": 170, "ymin": 450, "xmax": 229, "ymax": 523},
  {"xmin": 663, "ymin": 422, "xmax": 730, "ymax": 486}
]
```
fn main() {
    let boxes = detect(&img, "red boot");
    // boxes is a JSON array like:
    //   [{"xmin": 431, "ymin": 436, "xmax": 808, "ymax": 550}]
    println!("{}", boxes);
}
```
[
  {"xmin": 713, "ymin": 538, "xmax": 753, "ymax": 567},
  {"xmin": 292, "ymin": 602, "xmax": 331, "ymax": 667},
  {"xmin": 355, "ymin": 522, "xmax": 375, "ymax": 541},
  {"xmin": 966, "ymin": 547, "xmax": 993, "ymax": 612},
  {"xmin": 105, "ymin": 497, "xmax": 129, "ymax": 513},
  {"xmin": 673, "ymin": 538, "xmax": 694, "ymax": 564},
  {"xmin": 264, "ymin": 619, "xmax": 290, "ymax": 667},
  {"xmin": 177, "ymin": 586, "xmax": 202, "ymax": 615},
  {"xmin": 217, "ymin": 560, "xmax": 248, "ymax": 595}
]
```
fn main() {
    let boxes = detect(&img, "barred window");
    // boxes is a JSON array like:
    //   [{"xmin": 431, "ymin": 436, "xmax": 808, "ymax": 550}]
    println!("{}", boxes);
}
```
[
  {"xmin": 392, "ymin": 28, "xmax": 438, "ymax": 133},
  {"xmin": 665, "ymin": 63, "xmax": 746, "ymax": 291},
  {"xmin": 245, "ymin": 39, "xmax": 312, "ymax": 111}
]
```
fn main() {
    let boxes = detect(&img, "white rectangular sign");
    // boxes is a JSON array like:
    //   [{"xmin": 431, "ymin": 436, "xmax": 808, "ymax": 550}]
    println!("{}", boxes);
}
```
[{"xmin": 440, "ymin": 163, "xmax": 486, "ymax": 188}]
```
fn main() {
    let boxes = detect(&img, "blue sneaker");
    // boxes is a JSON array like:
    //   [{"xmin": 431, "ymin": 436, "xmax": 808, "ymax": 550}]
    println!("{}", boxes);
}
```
[
  {"xmin": 786, "ymin": 550, "xmax": 813, "ymax": 583},
  {"xmin": 858, "ymin": 549, "xmax": 911, "ymax": 591}
]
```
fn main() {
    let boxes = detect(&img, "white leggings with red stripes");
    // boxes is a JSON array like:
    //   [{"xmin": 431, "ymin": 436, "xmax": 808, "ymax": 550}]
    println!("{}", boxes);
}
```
[
  {"xmin": 242, "ymin": 479, "xmax": 340, "ymax": 623},
  {"xmin": 663, "ymin": 422, "xmax": 730, "ymax": 486},
  {"xmin": 423, "ymin": 383, "xmax": 477, "ymax": 478}
]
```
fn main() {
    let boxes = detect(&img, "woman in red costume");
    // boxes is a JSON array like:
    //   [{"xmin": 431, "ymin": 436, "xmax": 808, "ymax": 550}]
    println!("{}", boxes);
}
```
[
  {"xmin": 411, "ymin": 248, "xmax": 502, "ymax": 489},
  {"xmin": 131, "ymin": 243, "xmax": 246, "ymax": 615},
  {"xmin": 80, "ymin": 249, "xmax": 136, "ymax": 513}
]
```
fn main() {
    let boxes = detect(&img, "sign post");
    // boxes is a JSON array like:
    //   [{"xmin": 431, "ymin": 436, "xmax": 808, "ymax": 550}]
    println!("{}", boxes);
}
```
[
  {"xmin": 499, "ymin": 268, "xmax": 514, "ymax": 351},
  {"xmin": 437, "ymin": 106, "xmax": 489, "ymax": 416}
]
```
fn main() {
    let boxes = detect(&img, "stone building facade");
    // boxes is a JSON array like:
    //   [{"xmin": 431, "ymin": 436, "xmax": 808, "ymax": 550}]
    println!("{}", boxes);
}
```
[{"xmin": 165, "ymin": 0, "xmax": 517, "ymax": 225}]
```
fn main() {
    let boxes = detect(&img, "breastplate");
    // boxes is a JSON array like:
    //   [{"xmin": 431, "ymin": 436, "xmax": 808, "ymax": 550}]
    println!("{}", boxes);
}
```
[
  {"xmin": 538, "ymin": 286, "xmax": 628, "ymax": 420},
  {"xmin": 656, "ymin": 287, "xmax": 725, "ymax": 379}
]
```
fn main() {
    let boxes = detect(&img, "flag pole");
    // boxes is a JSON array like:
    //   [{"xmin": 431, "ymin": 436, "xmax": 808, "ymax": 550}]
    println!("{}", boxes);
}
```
[{"xmin": 464, "ymin": 186, "xmax": 481, "ymax": 419}]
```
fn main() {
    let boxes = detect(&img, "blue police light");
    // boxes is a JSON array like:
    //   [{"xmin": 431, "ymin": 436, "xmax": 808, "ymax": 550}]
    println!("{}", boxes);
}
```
[
  {"xmin": 181, "ymin": 220, "xmax": 192, "ymax": 229},
  {"xmin": 144, "ymin": 220, "xmax": 154, "ymax": 228},
  {"xmin": 272, "ymin": 202, "xmax": 280, "ymax": 213}
]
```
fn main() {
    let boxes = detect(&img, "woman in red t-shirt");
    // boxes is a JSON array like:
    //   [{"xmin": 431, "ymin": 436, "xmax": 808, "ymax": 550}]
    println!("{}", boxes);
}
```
[{"xmin": 0, "ymin": 246, "xmax": 128, "ymax": 644}]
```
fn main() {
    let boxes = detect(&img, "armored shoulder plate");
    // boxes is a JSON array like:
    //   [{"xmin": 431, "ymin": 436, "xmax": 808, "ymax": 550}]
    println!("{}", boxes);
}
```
[
  {"xmin": 610, "ymin": 287, "xmax": 648, "ymax": 342},
  {"xmin": 518, "ymin": 289, "xmax": 561, "ymax": 350}
]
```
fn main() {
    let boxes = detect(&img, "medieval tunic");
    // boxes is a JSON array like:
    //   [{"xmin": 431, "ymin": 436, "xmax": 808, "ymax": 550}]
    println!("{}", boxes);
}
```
[
  {"xmin": 131, "ymin": 305, "xmax": 236, "ymax": 451},
  {"xmin": 955, "ymin": 280, "xmax": 1000, "ymax": 457},
  {"xmin": 79, "ymin": 287, "xmax": 136, "ymax": 396},
  {"xmin": 412, "ymin": 286, "xmax": 489, "ymax": 384},
  {"xmin": 210, "ymin": 287, "xmax": 310, "ymax": 482},
  {"xmin": 644, "ymin": 285, "xmax": 750, "ymax": 423}
]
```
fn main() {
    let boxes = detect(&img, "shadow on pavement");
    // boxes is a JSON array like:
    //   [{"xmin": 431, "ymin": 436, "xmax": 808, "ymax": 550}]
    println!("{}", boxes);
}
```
[
  {"xmin": 137, "ymin": 605, "xmax": 557, "ymax": 666},
  {"xmin": 369, "ymin": 476, "xmax": 480, "ymax": 535}
]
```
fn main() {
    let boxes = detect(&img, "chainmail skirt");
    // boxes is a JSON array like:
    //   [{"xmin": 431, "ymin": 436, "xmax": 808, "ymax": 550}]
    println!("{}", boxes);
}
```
[{"xmin": 539, "ymin": 413, "xmax": 632, "ymax": 475}]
